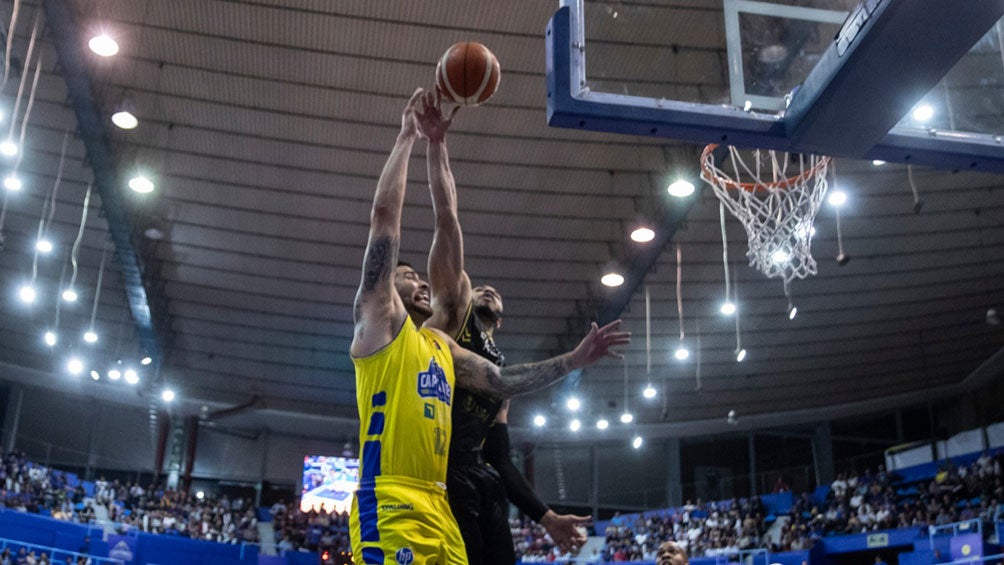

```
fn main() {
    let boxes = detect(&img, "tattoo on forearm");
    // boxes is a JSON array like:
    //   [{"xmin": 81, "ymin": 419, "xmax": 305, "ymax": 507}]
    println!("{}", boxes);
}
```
[
  {"xmin": 492, "ymin": 357, "xmax": 570, "ymax": 396},
  {"xmin": 362, "ymin": 236, "xmax": 396, "ymax": 292}
]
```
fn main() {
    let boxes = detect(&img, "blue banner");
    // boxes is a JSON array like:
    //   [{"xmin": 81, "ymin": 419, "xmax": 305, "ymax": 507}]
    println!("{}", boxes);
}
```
[
  {"xmin": 950, "ymin": 533, "xmax": 982, "ymax": 562},
  {"xmin": 106, "ymin": 534, "xmax": 137, "ymax": 563}
]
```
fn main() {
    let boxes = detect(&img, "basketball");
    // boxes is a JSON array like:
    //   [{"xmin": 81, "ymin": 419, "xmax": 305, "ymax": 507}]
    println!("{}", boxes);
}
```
[{"xmin": 436, "ymin": 42, "xmax": 501, "ymax": 106}]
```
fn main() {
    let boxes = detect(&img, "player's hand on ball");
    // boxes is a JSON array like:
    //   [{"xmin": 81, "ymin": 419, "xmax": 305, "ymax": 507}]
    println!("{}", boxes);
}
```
[{"xmin": 414, "ymin": 89, "xmax": 459, "ymax": 143}]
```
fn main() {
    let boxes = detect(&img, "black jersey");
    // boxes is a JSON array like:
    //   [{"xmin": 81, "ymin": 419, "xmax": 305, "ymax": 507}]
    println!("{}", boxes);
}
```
[{"xmin": 449, "ymin": 301, "xmax": 504, "ymax": 463}]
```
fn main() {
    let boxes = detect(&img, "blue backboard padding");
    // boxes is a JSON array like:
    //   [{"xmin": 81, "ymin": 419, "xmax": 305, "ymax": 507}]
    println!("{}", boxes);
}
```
[{"xmin": 821, "ymin": 528, "xmax": 921, "ymax": 554}]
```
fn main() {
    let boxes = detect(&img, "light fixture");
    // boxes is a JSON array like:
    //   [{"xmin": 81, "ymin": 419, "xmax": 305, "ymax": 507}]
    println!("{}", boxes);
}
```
[
  {"xmin": 771, "ymin": 249, "xmax": 791, "ymax": 264},
  {"xmin": 601, "ymin": 272, "xmax": 624, "ymax": 287},
  {"xmin": 161, "ymin": 389, "xmax": 176, "ymax": 402},
  {"xmin": 630, "ymin": 227, "xmax": 655, "ymax": 243},
  {"xmin": 83, "ymin": 331, "xmax": 98, "ymax": 343},
  {"xmin": 569, "ymin": 419, "xmax": 581, "ymax": 432},
  {"xmin": 788, "ymin": 304, "xmax": 798, "ymax": 320},
  {"xmin": 620, "ymin": 412, "xmax": 633, "ymax": 424},
  {"xmin": 141, "ymin": 356, "xmax": 153, "ymax": 366},
  {"xmin": 90, "ymin": 370, "xmax": 100, "ymax": 381},
  {"xmin": 0, "ymin": 139, "xmax": 17, "ymax": 156},
  {"xmin": 88, "ymin": 34, "xmax": 119, "ymax": 57},
  {"xmin": 674, "ymin": 346, "xmax": 689, "ymax": 361},
  {"xmin": 643, "ymin": 384, "xmax": 656, "ymax": 399},
  {"xmin": 667, "ymin": 179, "xmax": 695, "ymax": 198},
  {"xmin": 532, "ymin": 414, "xmax": 546, "ymax": 427},
  {"xmin": 736, "ymin": 348, "xmax": 747, "ymax": 362},
  {"xmin": 912, "ymin": 104, "xmax": 934, "ymax": 122},
  {"xmin": 18, "ymin": 285, "xmax": 36, "ymax": 303},
  {"xmin": 128, "ymin": 175, "xmax": 155, "ymax": 194},
  {"xmin": 124, "ymin": 369, "xmax": 139, "ymax": 385},
  {"xmin": 720, "ymin": 302, "xmax": 736, "ymax": 315},
  {"xmin": 4, "ymin": 174, "xmax": 22, "ymax": 191},
  {"xmin": 596, "ymin": 418, "xmax": 609, "ymax": 430},
  {"xmin": 111, "ymin": 110, "xmax": 138, "ymax": 130},
  {"xmin": 67, "ymin": 358, "xmax": 84, "ymax": 375},
  {"xmin": 566, "ymin": 397, "xmax": 581, "ymax": 411},
  {"xmin": 196, "ymin": 491, "xmax": 205, "ymax": 500},
  {"xmin": 43, "ymin": 331, "xmax": 57, "ymax": 347},
  {"xmin": 872, "ymin": 160, "xmax": 886, "ymax": 166},
  {"xmin": 632, "ymin": 436, "xmax": 643, "ymax": 449},
  {"xmin": 108, "ymin": 369, "xmax": 122, "ymax": 381},
  {"xmin": 827, "ymin": 190, "xmax": 847, "ymax": 207},
  {"xmin": 62, "ymin": 289, "xmax": 79, "ymax": 303},
  {"xmin": 36, "ymin": 239, "xmax": 53, "ymax": 254}
]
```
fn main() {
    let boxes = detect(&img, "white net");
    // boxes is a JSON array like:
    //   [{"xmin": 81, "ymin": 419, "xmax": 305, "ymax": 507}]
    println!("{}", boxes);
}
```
[{"xmin": 700, "ymin": 145, "xmax": 831, "ymax": 283}]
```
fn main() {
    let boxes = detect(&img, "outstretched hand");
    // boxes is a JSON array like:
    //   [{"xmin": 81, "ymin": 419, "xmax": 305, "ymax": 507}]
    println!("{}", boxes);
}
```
[
  {"xmin": 414, "ymin": 89, "xmax": 459, "ymax": 143},
  {"xmin": 400, "ymin": 87, "xmax": 425, "ymax": 139},
  {"xmin": 540, "ymin": 510, "xmax": 591, "ymax": 553},
  {"xmin": 569, "ymin": 320, "xmax": 630, "ymax": 369}
]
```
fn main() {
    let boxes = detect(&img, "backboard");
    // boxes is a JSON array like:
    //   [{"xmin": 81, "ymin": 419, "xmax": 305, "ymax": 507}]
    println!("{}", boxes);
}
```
[{"xmin": 546, "ymin": 0, "xmax": 1004, "ymax": 171}]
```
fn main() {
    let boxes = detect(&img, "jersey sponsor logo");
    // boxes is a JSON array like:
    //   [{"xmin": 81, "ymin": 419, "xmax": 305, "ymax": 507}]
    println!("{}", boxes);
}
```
[
  {"xmin": 395, "ymin": 547, "xmax": 415, "ymax": 565},
  {"xmin": 379, "ymin": 503, "xmax": 414, "ymax": 512},
  {"xmin": 417, "ymin": 358, "xmax": 451, "ymax": 405},
  {"xmin": 423, "ymin": 403, "xmax": 435, "ymax": 419}
]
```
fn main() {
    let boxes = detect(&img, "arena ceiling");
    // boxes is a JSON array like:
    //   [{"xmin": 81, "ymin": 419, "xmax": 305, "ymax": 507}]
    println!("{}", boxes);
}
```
[{"xmin": 0, "ymin": 0, "xmax": 1002, "ymax": 445}]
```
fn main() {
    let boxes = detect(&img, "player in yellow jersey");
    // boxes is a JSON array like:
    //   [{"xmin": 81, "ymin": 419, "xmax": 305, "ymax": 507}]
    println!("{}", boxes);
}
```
[{"xmin": 349, "ymin": 89, "xmax": 630, "ymax": 565}]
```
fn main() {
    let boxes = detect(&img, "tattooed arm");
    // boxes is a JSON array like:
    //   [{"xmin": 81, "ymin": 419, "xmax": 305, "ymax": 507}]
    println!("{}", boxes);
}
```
[
  {"xmin": 350, "ymin": 88, "xmax": 424, "ymax": 358},
  {"xmin": 437, "ymin": 320, "xmax": 630, "ymax": 400}
]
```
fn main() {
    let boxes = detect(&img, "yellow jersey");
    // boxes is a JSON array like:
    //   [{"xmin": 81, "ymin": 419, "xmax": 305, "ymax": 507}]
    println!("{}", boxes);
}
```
[{"xmin": 352, "ymin": 316, "xmax": 456, "ymax": 485}]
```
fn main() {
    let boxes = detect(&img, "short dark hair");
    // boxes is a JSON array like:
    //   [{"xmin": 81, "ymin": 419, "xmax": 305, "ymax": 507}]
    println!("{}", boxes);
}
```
[{"xmin": 397, "ymin": 261, "xmax": 414, "ymax": 270}]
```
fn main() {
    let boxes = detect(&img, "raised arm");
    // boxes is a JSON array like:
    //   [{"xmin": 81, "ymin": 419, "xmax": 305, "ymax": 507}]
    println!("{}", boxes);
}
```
[
  {"xmin": 442, "ymin": 320, "xmax": 630, "ymax": 400},
  {"xmin": 350, "ymin": 89, "xmax": 424, "ymax": 358},
  {"xmin": 415, "ymin": 90, "xmax": 469, "ymax": 335}
]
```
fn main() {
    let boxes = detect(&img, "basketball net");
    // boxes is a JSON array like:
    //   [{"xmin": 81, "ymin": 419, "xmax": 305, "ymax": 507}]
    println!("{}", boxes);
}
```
[{"xmin": 700, "ymin": 144, "xmax": 831, "ymax": 283}]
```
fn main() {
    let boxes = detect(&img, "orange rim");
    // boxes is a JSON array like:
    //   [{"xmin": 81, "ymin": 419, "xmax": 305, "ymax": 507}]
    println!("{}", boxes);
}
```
[{"xmin": 701, "ymin": 144, "xmax": 830, "ymax": 192}]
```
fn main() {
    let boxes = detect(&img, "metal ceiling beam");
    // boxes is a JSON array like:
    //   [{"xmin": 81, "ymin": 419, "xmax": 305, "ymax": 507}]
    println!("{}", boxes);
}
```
[{"xmin": 42, "ymin": 0, "xmax": 164, "ymax": 362}]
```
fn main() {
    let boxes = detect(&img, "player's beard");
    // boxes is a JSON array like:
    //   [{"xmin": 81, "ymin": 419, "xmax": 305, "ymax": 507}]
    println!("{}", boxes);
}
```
[{"xmin": 474, "ymin": 303, "xmax": 500, "ymax": 326}]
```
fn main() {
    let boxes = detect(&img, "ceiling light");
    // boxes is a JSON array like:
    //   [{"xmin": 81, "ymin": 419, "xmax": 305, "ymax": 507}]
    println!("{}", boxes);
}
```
[
  {"xmin": 771, "ymin": 249, "xmax": 791, "ymax": 264},
  {"xmin": 736, "ymin": 348, "xmax": 747, "ymax": 362},
  {"xmin": 912, "ymin": 104, "xmax": 934, "ymax": 122},
  {"xmin": 108, "ymin": 369, "xmax": 122, "ymax": 381},
  {"xmin": 643, "ymin": 384, "xmax": 656, "ymax": 399},
  {"xmin": 0, "ymin": 139, "xmax": 17, "ymax": 156},
  {"xmin": 124, "ymin": 369, "xmax": 139, "ymax": 385},
  {"xmin": 788, "ymin": 304, "xmax": 798, "ymax": 320},
  {"xmin": 532, "ymin": 414, "xmax": 546, "ymax": 427},
  {"xmin": 128, "ymin": 175, "xmax": 155, "ymax": 194},
  {"xmin": 827, "ymin": 190, "xmax": 847, "ymax": 207},
  {"xmin": 674, "ymin": 346, "xmax": 689, "ymax": 361},
  {"xmin": 632, "ymin": 436, "xmax": 643, "ymax": 449},
  {"xmin": 90, "ymin": 370, "xmax": 100, "ymax": 381},
  {"xmin": 720, "ymin": 302, "xmax": 736, "ymax": 315},
  {"xmin": 667, "ymin": 179, "xmax": 695, "ymax": 198},
  {"xmin": 67, "ymin": 358, "xmax": 84, "ymax": 375},
  {"xmin": 18, "ymin": 285, "xmax": 36, "ymax": 304},
  {"xmin": 196, "ymin": 491, "xmax": 205, "ymax": 500},
  {"xmin": 620, "ymin": 412, "xmax": 634, "ymax": 424},
  {"xmin": 141, "ymin": 356, "xmax": 152, "ymax": 365},
  {"xmin": 144, "ymin": 227, "xmax": 164, "ymax": 240},
  {"xmin": 43, "ymin": 331, "xmax": 57, "ymax": 347},
  {"xmin": 83, "ymin": 331, "xmax": 98, "ymax": 343},
  {"xmin": 566, "ymin": 397, "xmax": 581, "ymax": 411},
  {"xmin": 4, "ymin": 174, "xmax": 22, "ymax": 191},
  {"xmin": 596, "ymin": 418, "xmax": 609, "ymax": 430},
  {"xmin": 62, "ymin": 289, "xmax": 78, "ymax": 303},
  {"xmin": 36, "ymin": 239, "xmax": 53, "ymax": 253},
  {"xmin": 111, "ymin": 110, "xmax": 138, "ymax": 130},
  {"xmin": 601, "ymin": 272, "xmax": 624, "ymax": 287},
  {"xmin": 161, "ymin": 389, "xmax": 175, "ymax": 402},
  {"xmin": 569, "ymin": 419, "xmax": 581, "ymax": 432},
  {"xmin": 630, "ymin": 227, "xmax": 655, "ymax": 243},
  {"xmin": 872, "ymin": 160, "xmax": 886, "ymax": 166},
  {"xmin": 88, "ymin": 34, "xmax": 119, "ymax": 57}
]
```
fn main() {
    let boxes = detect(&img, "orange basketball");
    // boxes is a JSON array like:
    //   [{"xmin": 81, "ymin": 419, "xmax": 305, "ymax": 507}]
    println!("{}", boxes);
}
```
[{"xmin": 436, "ymin": 42, "xmax": 501, "ymax": 106}]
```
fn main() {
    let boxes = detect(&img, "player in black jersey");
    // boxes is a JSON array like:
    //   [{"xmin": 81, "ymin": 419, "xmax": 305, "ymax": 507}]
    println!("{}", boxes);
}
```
[{"xmin": 414, "ymin": 91, "xmax": 592, "ymax": 565}]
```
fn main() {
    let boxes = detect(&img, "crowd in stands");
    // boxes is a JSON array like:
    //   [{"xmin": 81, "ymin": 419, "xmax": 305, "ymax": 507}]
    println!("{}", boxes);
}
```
[
  {"xmin": 269, "ymin": 500, "xmax": 351, "ymax": 561},
  {"xmin": 510, "ymin": 517, "xmax": 578, "ymax": 563}
]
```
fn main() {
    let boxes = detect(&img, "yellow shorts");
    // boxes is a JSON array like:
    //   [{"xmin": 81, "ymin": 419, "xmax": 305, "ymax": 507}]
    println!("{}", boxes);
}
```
[{"xmin": 350, "ymin": 475, "xmax": 468, "ymax": 565}]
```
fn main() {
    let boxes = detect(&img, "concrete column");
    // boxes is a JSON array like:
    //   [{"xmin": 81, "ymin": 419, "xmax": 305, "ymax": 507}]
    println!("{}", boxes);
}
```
[
  {"xmin": 85, "ymin": 400, "xmax": 103, "ymax": 480},
  {"xmin": 748, "ymin": 433, "xmax": 757, "ymax": 496},
  {"xmin": 591, "ymin": 444, "xmax": 600, "ymax": 519},
  {"xmin": 665, "ymin": 438, "xmax": 682, "ymax": 507},
  {"xmin": 3, "ymin": 385, "xmax": 24, "ymax": 451},
  {"xmin": 812, "ymin": 421, "xmax": 835, "ymax": 488},
  {"xmin": 256, "ymin": 430, "xmax": 270, "ymax": 506}
]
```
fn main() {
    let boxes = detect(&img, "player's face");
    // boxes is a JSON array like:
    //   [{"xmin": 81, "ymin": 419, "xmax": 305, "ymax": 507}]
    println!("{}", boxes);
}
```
[
  {"xmin": 472, "ymin": 285, "xmax": 503, "ymax": 316},
  {"xmin": 395, "ymin": 266, "xmax": 432, "ymax": 319},
  {"xmin": 656, "ymin": 542, "xmax": 687, "ymax": 565}
]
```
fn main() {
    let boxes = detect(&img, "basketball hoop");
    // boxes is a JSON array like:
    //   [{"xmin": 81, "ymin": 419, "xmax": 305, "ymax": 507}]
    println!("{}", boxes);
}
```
[{"xmin": 700, "ymin": 144, "xmax": 831, "ymax": 282}]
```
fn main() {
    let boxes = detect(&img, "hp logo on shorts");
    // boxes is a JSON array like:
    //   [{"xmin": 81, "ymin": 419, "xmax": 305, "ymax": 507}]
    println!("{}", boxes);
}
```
[{"xmin": 395, "ymin": 547, "xmax": 414, "ymax": 565}]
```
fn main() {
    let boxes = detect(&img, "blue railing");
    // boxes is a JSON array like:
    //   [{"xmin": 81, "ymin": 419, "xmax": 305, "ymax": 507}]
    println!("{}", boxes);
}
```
[
  {"xmin": 929, "ymin": 518, "xmax": 983, "ymax": 550},
  {"xmin": 0, "ymin": 536, "xmax": 124, "ymax": 565}
]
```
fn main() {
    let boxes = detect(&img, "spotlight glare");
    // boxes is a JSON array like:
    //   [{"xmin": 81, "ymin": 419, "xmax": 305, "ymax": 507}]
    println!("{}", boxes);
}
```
[
  {"xmin": 62, "ymin": 289, "xmax": 79, "ymax": 302},
  {"xmin": 736, "ymin": 348, "xmax": 747, "ymax": 362},
  {"xmin": 43, "ymin": 331, "xmax": 57, "ymax": 347},
  {"xmin": 596, "ymin": 418, "xmax": 609, "ymax": 430},
  {"xmin": 161, "ymin": 389, "xmax": 176, "ymax": 402},
  {"xmin": 532, "ymin": 414, "xmax": 546, "ymax": 427},
  {"xmin": 128, "ymin": 175, "xmax": 155, "ymax": 194},
  {"xmin": 18, "ymin": 285, "xmax": 36, "ymax": 303},
  {"xmin": 124, "ymin": 369, "xmax": 139, "ymax": 385},
  {"xmin": 569, "ymin": 419, "xmax": 581, "ymax": 432},
  {"xmin": 195, "ymin": 491, "xmax": 205, "ymax": 500},
  {"xmin": 566, "ymin": 397, "xmax": 581, "ymax": 411},
  {"xmin": 141, "ymin": 356, "xmax": 153, "ymax": 365},
  {"xmin": 674, "ymin": 347, "xmax": 690, "ymax": 361},
  {"xmin": 667, "ymin": 179, "xmax": 695, "ymax": 198},
  {"xmin": 771, "ymin": 249, "xmax": 791, "ymax": 264},
  {"xmin": 36, "ymin": 239, "xmax": 53, "ymax": 253},
  {"xmin": 827, "ymin": 190, "xmax": 847, "ymax": 207},
  {"xmin": 620, "ymin": 412, "xmax": 634, "ymax": 424},
  {"xmin": 83, "ymin": 331, "xmax": 98, "ymax": 343},
  {"xmin": 872, "ymin": 160, "xmax": 886, "ymax": 166},
  {"xmin": 720, "ymin": 302, "xmax": 736, "ymax": 315},
  {"xmin": 912, "ymin": 104, "xmax": 934, "ymax": 122},
  {"xmin": 111, "ymin": 110, "xmax": 138, "ymax": 130},
  {"xmin": 88, "ymin": 34, "xmax": 119, "ymax": 57},
  {"xmin": 630, "ymin": 227, "xmax": 655, "ymax": 243},
  {"xmin": 90, "ymin": 370, "xmax": 100, "ymax": 381},
  {"xmin": 642, "ymin": 384, "xmax": 656, "ymax": 399},
  {"xmin": 4, "ymin": 174, "xmax": 22, "ymax": 191},
  {"xmin": 108, "ymin": 369, "xmax": 122, "ymax": 381},
  {"xmin": 632, "ymin": 436, "xmax": 643, "ymax": 449},
  {"xmin": 0, "ymin": 139, "xmax": 17, "ymax": 156},
  {"xmin": 601, "ymin": 272, "xmax": 624, "ymax": 287},
  {"xmin": 67, "ymin": 358, "xmax": 84, "ymax": 375}
]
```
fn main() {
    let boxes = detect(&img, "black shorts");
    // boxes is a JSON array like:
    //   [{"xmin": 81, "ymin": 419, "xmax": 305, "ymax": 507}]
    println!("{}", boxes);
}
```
[{"xmin": 446, "ymin": 462, "xmax": 515, "ymax": 565}]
